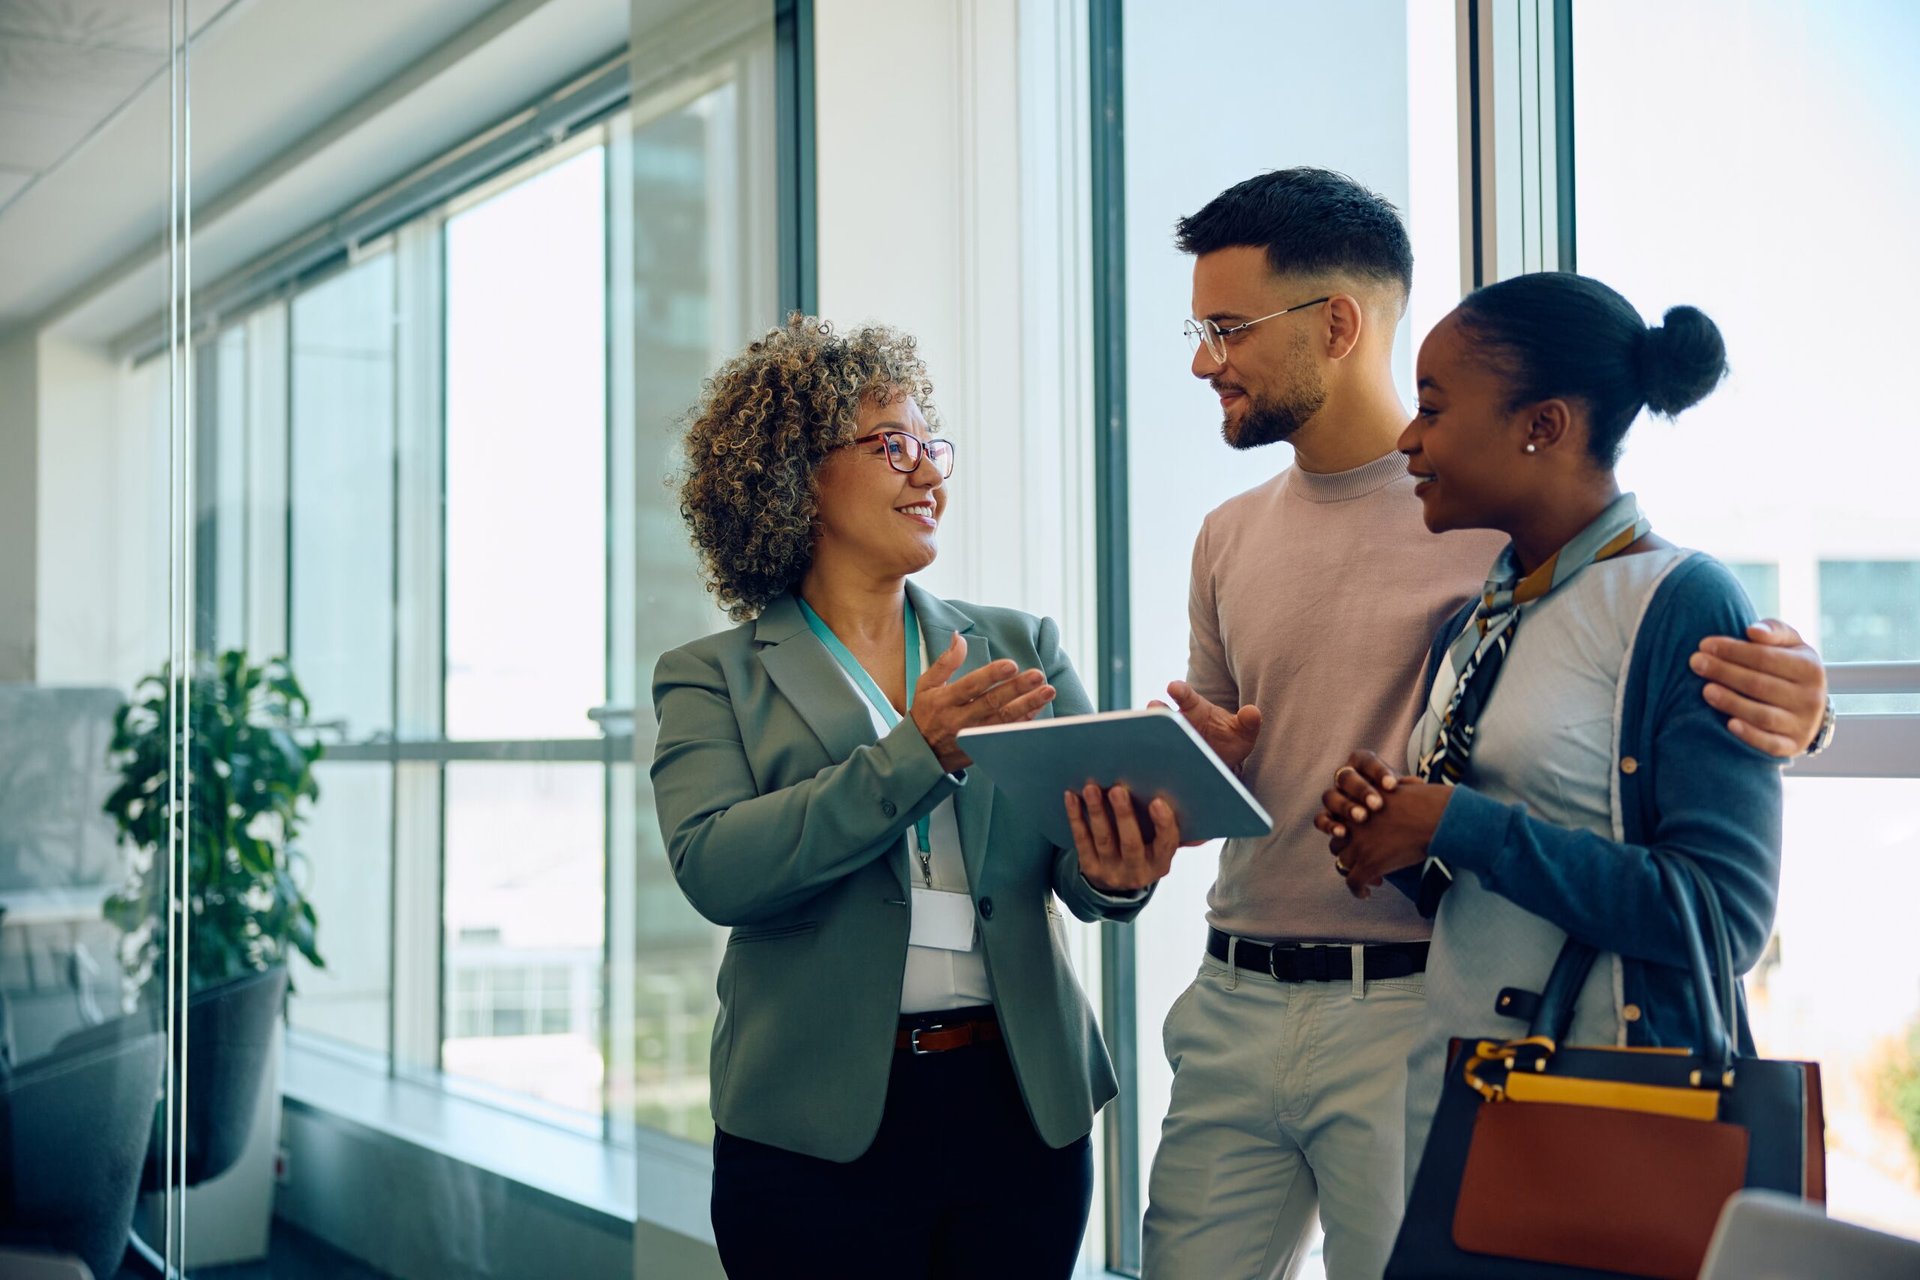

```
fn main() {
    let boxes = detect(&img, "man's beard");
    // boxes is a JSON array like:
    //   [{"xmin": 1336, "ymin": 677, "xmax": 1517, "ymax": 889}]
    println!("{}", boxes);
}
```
[{"xmin": 1219, "ymin": 380, "xmax": 1326, "ymax": 450}]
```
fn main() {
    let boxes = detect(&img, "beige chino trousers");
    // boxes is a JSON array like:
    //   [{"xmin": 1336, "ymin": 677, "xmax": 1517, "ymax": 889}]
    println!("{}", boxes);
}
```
[{"xmin": 1143, "ymin": 951, "xmax": 1426, "ymax": 1280}]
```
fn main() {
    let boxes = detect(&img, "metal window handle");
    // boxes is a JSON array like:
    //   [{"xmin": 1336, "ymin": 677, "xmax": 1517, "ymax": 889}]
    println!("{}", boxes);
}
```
[{"xmin": 587, "ymin": 705, "xmax": 635, "ymax": 732}]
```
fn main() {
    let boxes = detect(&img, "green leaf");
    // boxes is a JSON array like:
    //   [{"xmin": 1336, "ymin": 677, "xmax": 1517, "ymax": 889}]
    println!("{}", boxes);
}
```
[{"xmin": 102, "ymin": 646, "xmax": 326, "ymax": 995}]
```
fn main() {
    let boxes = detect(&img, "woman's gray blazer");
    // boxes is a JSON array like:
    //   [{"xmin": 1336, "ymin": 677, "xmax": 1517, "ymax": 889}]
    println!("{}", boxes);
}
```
[{"xmin": 650, "ymin": 582, "xmax": 1146, "ymax": 1162}]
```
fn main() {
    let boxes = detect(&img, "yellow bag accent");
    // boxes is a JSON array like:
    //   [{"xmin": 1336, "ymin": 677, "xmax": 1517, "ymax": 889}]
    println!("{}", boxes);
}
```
[
  {"xmin": 1464, "ymin": 1036, "xmax": 1558, "ymax": 1102},
  {"xmin": 1562, "ymin": 1043, "xmax": 1693, "ymax": 1057},
  {"xmin": 1505, "ymin": 1070, "xmax": 1721, "ymax": 1120}
]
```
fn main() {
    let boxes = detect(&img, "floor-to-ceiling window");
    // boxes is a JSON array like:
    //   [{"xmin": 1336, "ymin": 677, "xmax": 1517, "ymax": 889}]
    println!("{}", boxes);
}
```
[
  {"xmin": 439, "ymin": 141, "xmax": 611, "ymax": 1115},
  {"xmin": 1112, "ymin": 3, "xmax": 1466, "ymax": 1271},
  {"xmin": 1096, "ymin": 0, "xmax": 1920, "ymax": 1271},
  {"xmin": 1575, "ymin": 0, "xmax": 1920, "ymax": 1239}
]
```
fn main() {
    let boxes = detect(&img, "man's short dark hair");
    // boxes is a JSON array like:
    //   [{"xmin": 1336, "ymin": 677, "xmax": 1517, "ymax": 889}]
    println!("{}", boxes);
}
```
[{"xmin": 1175, "ymin": 168, "xmax": 1413, "ymax": 296}]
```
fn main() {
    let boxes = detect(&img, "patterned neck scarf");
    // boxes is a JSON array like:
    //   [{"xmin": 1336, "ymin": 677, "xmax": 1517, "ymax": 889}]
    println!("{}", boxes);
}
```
[{"xmin": 1410, "ymin": 492, "xmax": 1652, "ymax": 916}]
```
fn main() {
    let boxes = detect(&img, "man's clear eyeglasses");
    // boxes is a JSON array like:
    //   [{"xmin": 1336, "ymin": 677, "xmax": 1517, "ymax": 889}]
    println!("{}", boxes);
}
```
[
  {"xmin": 1183, "ymin": 296, "xmax": 1331, "ymax": 363},
  {"xmin": 851, "ymin": 431, "xmax": 957, "ymax": 479}
]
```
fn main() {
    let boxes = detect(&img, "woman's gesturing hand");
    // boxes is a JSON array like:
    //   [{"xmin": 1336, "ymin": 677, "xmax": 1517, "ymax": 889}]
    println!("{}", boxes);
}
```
[{"xmin": 910, "ymin": 633, "xmax": 1056, "ymax": 772}]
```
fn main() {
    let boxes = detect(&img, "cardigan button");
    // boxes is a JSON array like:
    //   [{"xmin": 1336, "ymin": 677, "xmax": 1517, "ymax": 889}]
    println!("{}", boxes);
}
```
[
  {"xmin": 1619, "ymin": 756, "xmax": 1639, "ymax": 775},
  {"xmin": 881, "ymin": 799, "xmax": 898, "ymax": 817},
  {"xmin": 1622, "ymin": 1003, "xmax": 1642, "ymax": 1023}
]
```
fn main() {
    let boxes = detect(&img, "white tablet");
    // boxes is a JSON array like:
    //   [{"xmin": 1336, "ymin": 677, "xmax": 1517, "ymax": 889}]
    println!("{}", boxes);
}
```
[{"xmin": 957, "ymin": 706, "xmax": 1274, "ymax": 848}]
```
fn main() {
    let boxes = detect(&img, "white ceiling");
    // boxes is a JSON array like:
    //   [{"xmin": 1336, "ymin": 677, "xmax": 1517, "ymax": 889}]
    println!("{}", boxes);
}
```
[
  {"xmin": 0, "ymin": 0, "xmax": 640, "ymax": 343},
  {"xmin": 0, "ymin": 0, "xmax": 233, "ymax": 207}
]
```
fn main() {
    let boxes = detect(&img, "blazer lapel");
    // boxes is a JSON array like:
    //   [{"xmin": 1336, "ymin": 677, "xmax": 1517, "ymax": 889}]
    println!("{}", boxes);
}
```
[
  {"xmin": 756, "ymin": 594, "xmax": 880, "ymax": 769},
  {"xmin": 908, "ymin": 583, "xmax": 996, "ymax": 888}
]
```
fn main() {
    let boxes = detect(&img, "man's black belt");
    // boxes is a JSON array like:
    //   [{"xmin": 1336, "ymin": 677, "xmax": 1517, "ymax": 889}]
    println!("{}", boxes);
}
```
[{"xmin": 1207, "ymin": 926, "xmax": 1429, "ymax": 983}]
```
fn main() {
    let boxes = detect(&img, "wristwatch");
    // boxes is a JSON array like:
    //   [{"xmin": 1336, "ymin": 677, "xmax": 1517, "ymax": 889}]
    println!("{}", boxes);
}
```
[{"xmin": 1803, "ymin": 697, "xmax": 1837, "ymax": 758}]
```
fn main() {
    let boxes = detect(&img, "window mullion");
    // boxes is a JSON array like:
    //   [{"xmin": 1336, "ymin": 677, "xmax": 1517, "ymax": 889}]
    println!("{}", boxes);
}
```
[
  {"xmin": 1464, "ymin": 0, "xmax": 1574, "ymax": 283},
  {"xmin": 390, "ymin": 218, "xmax": 448, "ymax": 1077}
]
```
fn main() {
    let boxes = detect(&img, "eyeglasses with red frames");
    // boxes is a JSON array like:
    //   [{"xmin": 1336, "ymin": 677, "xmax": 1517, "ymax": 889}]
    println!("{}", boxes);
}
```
[{"xmin": 849, "ymin": 430, "xmax": 956, "ymax": 479}]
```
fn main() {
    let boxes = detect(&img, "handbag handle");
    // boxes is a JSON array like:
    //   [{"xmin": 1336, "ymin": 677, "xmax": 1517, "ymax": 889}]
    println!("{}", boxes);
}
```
[{"xmin": 1524, "ymin": 851, "xmax": 1736, "ymax": 1080}]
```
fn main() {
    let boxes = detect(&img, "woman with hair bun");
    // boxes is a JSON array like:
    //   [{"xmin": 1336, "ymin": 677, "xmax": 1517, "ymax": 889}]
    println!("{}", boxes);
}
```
[
  {"xmin": 651, "ymin": 315, "xmax": 1172, "ymax": 1277},
  {"xmin": 1312, "ymin": 272, "xmax": 1785, "ymax": 1182}
]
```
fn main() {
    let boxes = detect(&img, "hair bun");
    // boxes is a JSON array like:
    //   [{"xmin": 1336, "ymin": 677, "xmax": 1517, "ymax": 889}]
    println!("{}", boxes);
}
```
[{"xmin": 1639, "ymin": 305, "xmax": 1727, "ymax": 417}]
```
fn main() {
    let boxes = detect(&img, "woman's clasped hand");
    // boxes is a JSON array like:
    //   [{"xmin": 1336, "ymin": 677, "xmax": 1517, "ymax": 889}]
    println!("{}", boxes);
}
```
[{"xmin": 1313, "ymin": 750, "xmax": 1450, "ymax": 898}]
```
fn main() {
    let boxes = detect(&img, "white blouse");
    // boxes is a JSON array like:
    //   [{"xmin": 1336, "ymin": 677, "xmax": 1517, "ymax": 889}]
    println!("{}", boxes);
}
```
[{"xmin": 835, "ymin": 645, "xmax": 995, "ymax": 1014}]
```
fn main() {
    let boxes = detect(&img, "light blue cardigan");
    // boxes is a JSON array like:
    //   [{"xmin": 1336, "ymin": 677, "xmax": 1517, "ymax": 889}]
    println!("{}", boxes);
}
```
[{"xmin": 1403, "ymin": 551, "xmax": 1784, "ymax": 1051}]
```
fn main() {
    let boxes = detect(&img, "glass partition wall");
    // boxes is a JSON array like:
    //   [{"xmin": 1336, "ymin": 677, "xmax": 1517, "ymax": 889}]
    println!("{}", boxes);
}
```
[
  {"xmin": 156, "ymin": 1, "xmax": 781, "ymax": 1274},
  {"xmin": 0, "ymin": 1, "xmax": 194, "ymax": 1275},
  {"xmin": 6, "ymin": 1, "xmax": 785, "ymax": 1276}
]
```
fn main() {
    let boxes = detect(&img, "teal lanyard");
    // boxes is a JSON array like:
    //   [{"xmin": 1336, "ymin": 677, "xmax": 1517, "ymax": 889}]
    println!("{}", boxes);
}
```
[{"xmin": 796, "ymin": 596, "xmax": 934, "ymax": 883}]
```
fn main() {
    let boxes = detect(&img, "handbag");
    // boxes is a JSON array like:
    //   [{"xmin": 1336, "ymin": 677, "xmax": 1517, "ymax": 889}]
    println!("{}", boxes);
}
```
[{"xmin": 1385, "ymin": 852, "xmax": 1825, "ymax": 1280}]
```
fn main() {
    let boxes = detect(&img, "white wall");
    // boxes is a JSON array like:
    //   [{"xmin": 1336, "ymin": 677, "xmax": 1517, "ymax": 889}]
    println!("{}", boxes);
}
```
[
  {"xmin": 814, "ymin": 0, "xmax": 1098, "ymax": 677},
  {"xmin": 1, "ymin": 331, "xmax": 170, "ymax": 691},
  {"xmin": 809, "ymin": 0, "xmax": 1112, "ymax": 1270},
  {"xmin": 34, "ymin": 337, "xmax": 170, "ymax": 690}
]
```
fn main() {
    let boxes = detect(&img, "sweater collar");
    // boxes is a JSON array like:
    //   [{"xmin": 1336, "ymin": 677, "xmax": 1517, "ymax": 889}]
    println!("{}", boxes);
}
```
[{"xmin": 1286, "ymin": 448, "xmax": 1411, "ymax": 504}]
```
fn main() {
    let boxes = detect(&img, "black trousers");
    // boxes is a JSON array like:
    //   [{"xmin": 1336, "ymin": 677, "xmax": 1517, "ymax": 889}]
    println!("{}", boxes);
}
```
[{"xmin": 711, "ymin": 1036, "xmax": 1093, "ymax": 1279}]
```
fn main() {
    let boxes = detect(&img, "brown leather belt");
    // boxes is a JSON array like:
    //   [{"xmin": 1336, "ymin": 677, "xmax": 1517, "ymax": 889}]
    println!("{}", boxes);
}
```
[{"xmin": 894, "ymin": 1011, "xmax": 1002, "ymax": 1055}]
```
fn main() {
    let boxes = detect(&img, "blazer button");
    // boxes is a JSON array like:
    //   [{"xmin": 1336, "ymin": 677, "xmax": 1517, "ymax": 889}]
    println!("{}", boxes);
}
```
[
  {"xmin": 1619, "ymin": 756, "xmax": 1639, "ymax": 775},
  {"xmin": 1622, "ymin": 1003, "xmax": 1642, "ymax": 1023},
  {"xmin": 978, "ymin": 897, "xmax": 994, "ymax": 921},
  {"xmin": 881, "ymin": 799, "xmax": 897, "ymax": 817}
]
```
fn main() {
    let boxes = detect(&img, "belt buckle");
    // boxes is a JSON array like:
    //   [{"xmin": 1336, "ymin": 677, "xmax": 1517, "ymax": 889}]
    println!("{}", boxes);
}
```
[
  {"xmin": 908, "ymin": 1024, "xmax": 943, "ymax": 1055},
  {"xmin": 1267, "ymin": 944, "xmax": 1297, "ymax": 982},
  {"xmin": 1269, "ymin": 944, "xmax": 1331, "ymax": 982}
]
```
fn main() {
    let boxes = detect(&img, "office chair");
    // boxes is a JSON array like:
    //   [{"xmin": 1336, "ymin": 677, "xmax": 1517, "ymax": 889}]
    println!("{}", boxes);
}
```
[{"xmin": 0, "ymin": 1016, "xmax": 164, "ymax": 1280}]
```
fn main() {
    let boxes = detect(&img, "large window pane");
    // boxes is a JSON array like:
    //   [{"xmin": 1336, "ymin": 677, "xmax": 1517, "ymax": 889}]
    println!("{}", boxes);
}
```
[
  {"xmin": 1576, "ymin": 0, "xmax": 1920, "ymax": 1240},
  {"xmin": 442, "ymin": 762, "xmax": 605, "ymax": 1115},
  {"xmin": 195, "ymin": 325, "xmax": 250, "ymax": 652},
  {"xmin": 1576, "ymin": 0, "xmax": 1920, "ymax": 664},
  {"xmin": 291, "ymin": 255, "xmax": 397, "ymax": 740},
  {"xmin": 1821, "ymin": 561, "xmax": 1920, "ymax": 664},
  {"xmin": 1756, "ymin": 779, "xmax": 1920, "ymax": 1236},
  {"xmin": 288, "ymin": 761, "xmax": 393, "ymax": 1055},
  {"xmin": 1119, "ymin": 4, "xmax": 1464, "ymax": 1267},
  {"xmin": 444, "ymin": 146, "xmax": 609, "ymax": 743}
]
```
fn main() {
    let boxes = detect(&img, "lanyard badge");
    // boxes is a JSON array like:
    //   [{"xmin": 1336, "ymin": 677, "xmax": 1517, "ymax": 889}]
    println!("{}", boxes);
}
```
[{"xmin": 796, "ymin": 596, "xmax": 934, "ymax": 879}]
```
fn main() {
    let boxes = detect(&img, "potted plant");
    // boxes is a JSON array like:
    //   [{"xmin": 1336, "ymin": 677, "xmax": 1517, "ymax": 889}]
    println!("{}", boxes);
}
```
[{"xmin": 101, "ymin": 649, "xmax": 326, "ymax": 1267}]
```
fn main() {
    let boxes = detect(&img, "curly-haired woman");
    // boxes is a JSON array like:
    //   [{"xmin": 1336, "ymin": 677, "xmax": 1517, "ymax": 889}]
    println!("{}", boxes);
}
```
[{"xmin": 650, "ymin": 316, "xmax": 1171, "ymax": 1277}]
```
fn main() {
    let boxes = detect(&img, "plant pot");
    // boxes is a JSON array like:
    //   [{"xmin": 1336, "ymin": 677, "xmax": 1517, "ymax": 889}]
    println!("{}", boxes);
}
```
[{"xmin": 131, "ymin": 967, "xmax": 289, "ymax": 1268}]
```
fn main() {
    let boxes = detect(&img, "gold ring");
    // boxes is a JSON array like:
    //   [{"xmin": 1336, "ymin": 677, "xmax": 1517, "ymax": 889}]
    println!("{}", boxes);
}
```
[
  {"xmin": 1334, "ymin": 858, "xmax": 1351, "ymax": 876},
  {"xmin": 1334, "ymin": 765, "xmax": 1359, "ymax": 786}
]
